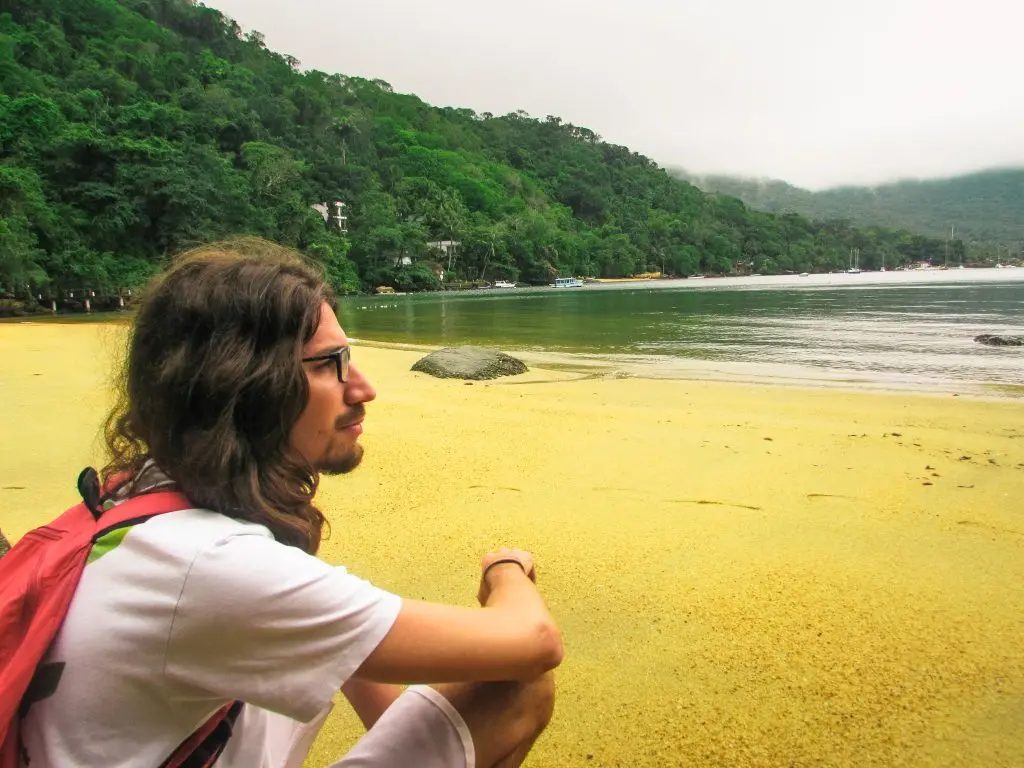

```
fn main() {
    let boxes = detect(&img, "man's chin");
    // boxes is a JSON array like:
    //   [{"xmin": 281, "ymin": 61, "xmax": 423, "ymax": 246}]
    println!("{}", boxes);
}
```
[{"xmin": 317, "ymin": 445, "xmax": 364, "ymax": 476}]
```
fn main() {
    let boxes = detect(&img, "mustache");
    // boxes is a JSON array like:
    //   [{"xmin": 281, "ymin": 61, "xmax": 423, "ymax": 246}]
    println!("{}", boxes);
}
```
[{"xmin": 335, "ymin": 404, "xmax": 366, "ymax": 430}]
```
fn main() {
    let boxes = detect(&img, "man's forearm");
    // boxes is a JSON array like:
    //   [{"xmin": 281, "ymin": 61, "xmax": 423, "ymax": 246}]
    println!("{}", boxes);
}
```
[{"xmin": 342, "ymin": 677, "xmax": 404, "ymax": 729}]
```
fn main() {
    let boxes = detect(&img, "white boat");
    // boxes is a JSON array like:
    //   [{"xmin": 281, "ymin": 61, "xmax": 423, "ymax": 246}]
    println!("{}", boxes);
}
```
[
  {"xmin": 492, "ymin": 280, "xmax": 517, "ymax": 289},
  {"xmin": 551, "ymin": 277, "xmax": 584, "ymax": 288},
  {"xmin": 847, "ymin": 248, "xmax": 862, "ymax": 273}
]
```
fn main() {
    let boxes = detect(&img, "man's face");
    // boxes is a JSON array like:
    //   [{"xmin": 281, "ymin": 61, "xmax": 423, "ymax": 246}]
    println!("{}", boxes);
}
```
[{"xmin": 290, "ymin": 303, "xmax": 376, "ymax": 475}]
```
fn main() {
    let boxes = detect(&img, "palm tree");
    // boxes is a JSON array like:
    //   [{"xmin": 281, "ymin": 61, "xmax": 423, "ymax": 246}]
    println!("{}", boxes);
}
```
[{"xmin": 332, "ymin": 114, "xmax": 359, "ymax": 166}]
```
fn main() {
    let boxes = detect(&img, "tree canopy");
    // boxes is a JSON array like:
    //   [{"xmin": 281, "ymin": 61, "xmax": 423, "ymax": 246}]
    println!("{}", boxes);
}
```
[{"xmin": 1, "ymin": 0, "xmax": 958, "ymax": 301}]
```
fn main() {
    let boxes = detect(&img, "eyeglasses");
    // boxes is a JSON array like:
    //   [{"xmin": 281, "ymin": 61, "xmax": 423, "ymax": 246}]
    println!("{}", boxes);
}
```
[{"xmin": 301, "ymin": 346, "xmax": 351, "ymax": 383}]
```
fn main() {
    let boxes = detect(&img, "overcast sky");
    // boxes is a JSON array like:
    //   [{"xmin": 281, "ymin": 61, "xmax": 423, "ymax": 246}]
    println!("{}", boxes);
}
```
[{"xmin": 208, "ymin": 0, "xmax": 1023, "ymax": 190}]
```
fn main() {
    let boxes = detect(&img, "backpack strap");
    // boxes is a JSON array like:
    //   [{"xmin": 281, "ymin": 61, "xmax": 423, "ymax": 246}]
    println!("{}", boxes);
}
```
[
  {"xmin": 81, "ymin": 474, "xmax": 244, "ymax": 768},
  {"xmin": 160, "ymin": 701, "xmax": 244, "ymax": 768},
  {"xmin": 78, "ymin": 467, "xmax": 193, "ymax": 529},
  {"xmin": 91, "ymin": 490, "xmax": 197, "ymax": 538}
]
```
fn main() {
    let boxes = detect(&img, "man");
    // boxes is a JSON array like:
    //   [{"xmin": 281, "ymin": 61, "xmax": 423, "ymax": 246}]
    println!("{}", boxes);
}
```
[{"xmin": 20, "ymin": 239, "xmax": 562, "ymax": 767}]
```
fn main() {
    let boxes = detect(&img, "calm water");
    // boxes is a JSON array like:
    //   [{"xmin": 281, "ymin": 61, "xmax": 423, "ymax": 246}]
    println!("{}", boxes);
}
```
[{"xmin": 341, "ymin": 269, "xmax": 1024, "ymax": 395}]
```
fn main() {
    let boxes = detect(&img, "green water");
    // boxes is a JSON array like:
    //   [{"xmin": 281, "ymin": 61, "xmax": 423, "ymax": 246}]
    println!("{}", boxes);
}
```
[{"xmin": 340, "ymin": 271, "xmax": 1024, "ymax": 389}]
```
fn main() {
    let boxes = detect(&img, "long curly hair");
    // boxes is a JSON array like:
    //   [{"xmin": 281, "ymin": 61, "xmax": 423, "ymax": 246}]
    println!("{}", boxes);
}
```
[{"xmin": 103, "ymin": 238, "xmax": 336, "ymax": 553}]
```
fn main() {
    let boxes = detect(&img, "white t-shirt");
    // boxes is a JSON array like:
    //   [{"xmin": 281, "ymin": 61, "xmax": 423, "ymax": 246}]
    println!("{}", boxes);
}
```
[{"xmin": 20, "ymin": 507, "xmax": 402, "ymax": 768}]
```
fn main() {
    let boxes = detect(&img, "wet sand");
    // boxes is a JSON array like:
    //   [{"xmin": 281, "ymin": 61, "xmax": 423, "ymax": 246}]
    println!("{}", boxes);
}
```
[{"xmin": 2, "ymin": 323, "xmax": 1023, "ymax": 767}]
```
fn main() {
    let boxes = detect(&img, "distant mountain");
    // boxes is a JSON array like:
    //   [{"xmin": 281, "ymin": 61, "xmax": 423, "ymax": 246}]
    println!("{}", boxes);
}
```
[{"xmin": 670, "ymin": 167, "xmax": 1024, "ymax": 255}]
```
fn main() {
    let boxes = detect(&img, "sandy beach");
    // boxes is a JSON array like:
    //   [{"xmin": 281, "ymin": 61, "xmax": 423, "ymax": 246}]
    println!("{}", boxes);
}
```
[{"xmin": 2, "ymin": 322, "xmax": 1022, "ymax": 767}]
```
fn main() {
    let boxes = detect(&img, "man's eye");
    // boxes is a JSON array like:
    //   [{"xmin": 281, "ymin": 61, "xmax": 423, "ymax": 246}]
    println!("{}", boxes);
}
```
[{"xmin": 319, "ymin": 359, "xmax": 335, "ymax": 369}]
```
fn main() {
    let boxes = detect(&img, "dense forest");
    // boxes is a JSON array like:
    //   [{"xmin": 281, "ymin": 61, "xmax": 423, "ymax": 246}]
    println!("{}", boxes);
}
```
[
  {"xmin": 672, "ymin": 168, "xmax": 1024, "ymax": 263},
  {"xmin": 1, "ymin": 0, "xmax": 960, "ymax": 306}
]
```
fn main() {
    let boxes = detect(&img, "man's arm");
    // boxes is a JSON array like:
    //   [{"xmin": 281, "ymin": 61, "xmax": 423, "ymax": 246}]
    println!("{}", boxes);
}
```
[
  {"xmin": 353, "ymin": 548, "xmax": 563, "ymax": 685},
  {"xmin": 341, "ymin": 677, "xmax": 404, "ymax": 729}
]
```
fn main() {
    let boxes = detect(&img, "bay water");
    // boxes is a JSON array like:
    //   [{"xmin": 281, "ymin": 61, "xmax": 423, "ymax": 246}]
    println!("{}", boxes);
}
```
[{"xmin": 341, "ymin": 269, "xmax": 1024, "ymax": 396}]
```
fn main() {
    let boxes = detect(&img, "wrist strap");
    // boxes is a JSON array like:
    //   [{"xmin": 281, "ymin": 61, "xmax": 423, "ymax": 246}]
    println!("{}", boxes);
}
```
[{"xmin": 483, "ymin": 557, "xmax": 527, "ymax": 582}]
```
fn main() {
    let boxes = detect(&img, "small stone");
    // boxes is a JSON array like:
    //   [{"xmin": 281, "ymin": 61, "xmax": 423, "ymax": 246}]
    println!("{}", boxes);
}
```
[{"xmin": 974, "ymin": 334, "xmax": 1024, "ymax": 346}]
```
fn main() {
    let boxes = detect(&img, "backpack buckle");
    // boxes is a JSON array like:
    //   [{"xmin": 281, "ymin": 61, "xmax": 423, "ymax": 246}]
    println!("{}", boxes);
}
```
[{"xmin": 77, "ymin": 467, "xmax": 104, "ymax": 520}]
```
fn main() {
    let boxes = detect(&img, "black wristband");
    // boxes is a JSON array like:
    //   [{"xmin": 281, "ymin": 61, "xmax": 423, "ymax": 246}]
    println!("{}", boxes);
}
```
[{"xmin": 483, "ymin": 557, "xmax": 527, "ymax": 583}]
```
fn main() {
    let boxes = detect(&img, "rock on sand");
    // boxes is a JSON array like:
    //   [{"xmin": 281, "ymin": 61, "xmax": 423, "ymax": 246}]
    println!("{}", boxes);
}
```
[{"xmin": 411, "ymin": 346, "xmax": 528, "ymax": 380}]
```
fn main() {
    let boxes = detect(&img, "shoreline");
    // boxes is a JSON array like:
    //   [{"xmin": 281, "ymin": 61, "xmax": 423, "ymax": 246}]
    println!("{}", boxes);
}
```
[
  {"xmin": 3, "ymin": 318, "xmax": 1021, "ymax": 403},
  {"xmin": 351, "ymin": 337, "xmax": 1024, "ymax": 402}
]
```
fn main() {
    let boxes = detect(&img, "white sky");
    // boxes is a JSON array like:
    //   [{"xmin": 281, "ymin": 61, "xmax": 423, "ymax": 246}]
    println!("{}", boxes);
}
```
[{"xmin": 207, "ymin": 0, "xmax": 1024, "ymax": 190}]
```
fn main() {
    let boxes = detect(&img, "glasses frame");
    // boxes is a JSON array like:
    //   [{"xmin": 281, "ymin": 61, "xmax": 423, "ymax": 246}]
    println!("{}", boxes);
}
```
[{"xmin": 301, "ymin": 346, "xmax": 350, "ymax": 383}]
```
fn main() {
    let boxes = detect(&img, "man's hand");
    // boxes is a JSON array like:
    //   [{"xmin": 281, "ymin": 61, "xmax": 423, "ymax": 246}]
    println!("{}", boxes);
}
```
[{"xmin": 477, "ymin": 547, "xmax": 537, "ymax": 606}]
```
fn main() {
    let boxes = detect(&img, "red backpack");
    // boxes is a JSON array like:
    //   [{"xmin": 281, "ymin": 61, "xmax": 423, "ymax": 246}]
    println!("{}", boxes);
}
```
[{"xmin": 0, "ymin": 468, "xmax": 241, "ymax": 768}]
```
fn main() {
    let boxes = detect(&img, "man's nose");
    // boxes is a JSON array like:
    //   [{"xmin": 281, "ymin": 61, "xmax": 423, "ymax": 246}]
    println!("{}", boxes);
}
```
[{"xmin": 344, "ymin": 364, "xmax": 376, "ymax": 405}]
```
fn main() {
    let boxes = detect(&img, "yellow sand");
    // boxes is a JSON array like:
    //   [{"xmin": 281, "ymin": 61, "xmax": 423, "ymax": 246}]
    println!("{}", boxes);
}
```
[{"xmin": 2, "ymin": 323, "xmax": 1023, "ymax": 767}]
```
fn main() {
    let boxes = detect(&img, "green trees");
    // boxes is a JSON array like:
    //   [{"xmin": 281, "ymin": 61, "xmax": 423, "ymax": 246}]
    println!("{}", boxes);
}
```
[{"xmin": 0, "ymin": 0, "xmax": 955, "ymax": 304}]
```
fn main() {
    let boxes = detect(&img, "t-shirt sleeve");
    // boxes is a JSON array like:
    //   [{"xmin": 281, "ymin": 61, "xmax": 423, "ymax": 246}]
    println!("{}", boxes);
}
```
[{"xmin": 163, "ymin": 531, "xmax": 401, "ymax": 722}]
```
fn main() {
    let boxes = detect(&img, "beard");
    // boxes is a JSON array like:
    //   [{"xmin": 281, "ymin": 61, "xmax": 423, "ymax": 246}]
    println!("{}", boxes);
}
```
[
  {"xmin": 317, "ymin": 442, "xmax": 364, "ymax": 475},
  {"xmin": 313, "ymin": 406, "xmax": 366, "ymax": 475}
]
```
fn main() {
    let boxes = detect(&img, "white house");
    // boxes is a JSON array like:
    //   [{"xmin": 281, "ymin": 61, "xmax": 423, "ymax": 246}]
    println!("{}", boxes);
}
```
[{"xmin": 311, "ymin": 201, "xmax": 348, "ymax": 233}]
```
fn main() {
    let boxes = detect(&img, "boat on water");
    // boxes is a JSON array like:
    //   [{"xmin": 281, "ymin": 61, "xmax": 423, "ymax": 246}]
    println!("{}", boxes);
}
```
[
  {"xmin": 491, "ymin": 280, "xmax": 517, "ymax": 289},
  {"xmin": 551, "ymin": 277, "xmax": 584, "ymax": 288},
  {"xmin": 847, "ymin": 248, "xmax": 862, "ymax": 273}
]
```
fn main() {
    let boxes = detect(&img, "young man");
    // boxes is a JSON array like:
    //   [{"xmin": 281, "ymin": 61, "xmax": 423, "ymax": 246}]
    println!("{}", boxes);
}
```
[{"xmin": 19, "ymin": 240, "xmax": 563, "ymax": 768}]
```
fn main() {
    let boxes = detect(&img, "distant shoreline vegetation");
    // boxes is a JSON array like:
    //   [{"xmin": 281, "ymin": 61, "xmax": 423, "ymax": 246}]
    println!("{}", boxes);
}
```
[
  {"xmin": 0, "ymin": 0, "xmax": 1002, "ymax": 305},
  {"xmin": 5, "ymin": 264, "xmax": 1020, "ymax": 320},
  {"xmin": 672, "ymin": 167, "xmax": 1024, "ymax": 264}
]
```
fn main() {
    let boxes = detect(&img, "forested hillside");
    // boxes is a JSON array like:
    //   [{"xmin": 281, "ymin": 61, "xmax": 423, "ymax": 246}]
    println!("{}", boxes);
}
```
[
  {"xmin": 673, "ymin": 168, "xmax": 1023, "ymax": 262},
  {"xmin": 1, "ymin": 0, "xmax": 954, "ymax": 303}
]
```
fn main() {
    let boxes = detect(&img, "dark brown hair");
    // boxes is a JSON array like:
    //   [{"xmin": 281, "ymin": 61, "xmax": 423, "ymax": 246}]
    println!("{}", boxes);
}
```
[{"xmin": 103, "ymin": 238, "xmax": 336, "ymax": 553}]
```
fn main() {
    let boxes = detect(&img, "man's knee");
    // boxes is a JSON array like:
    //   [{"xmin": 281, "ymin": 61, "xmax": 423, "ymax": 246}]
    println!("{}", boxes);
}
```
[
  {"xmin": 528, "ymin": 671, "xmax": 556, "ymax": 736},
  {"xmin": 432, "ymin": 673, "xmax": 557, "ymax": 767},
  {"xmin": 496, "ymin": 672, "xmax": 556, "ymax": 739}
]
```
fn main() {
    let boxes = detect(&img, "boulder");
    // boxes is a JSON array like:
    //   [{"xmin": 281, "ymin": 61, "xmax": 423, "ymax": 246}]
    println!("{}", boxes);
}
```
[
  {"xmin": 412, "ymin": 346, "xmax": 528, "ymax": 380},
  {"xmin": 974, "ymin": 334, "xmax": 1024, "ymax": 347}
]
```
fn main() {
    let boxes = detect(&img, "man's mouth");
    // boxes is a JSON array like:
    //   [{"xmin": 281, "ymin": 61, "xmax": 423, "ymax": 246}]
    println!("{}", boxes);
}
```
[{"xmin": 336, "ymin": 410, "xmax": 365, "ymax": 433}]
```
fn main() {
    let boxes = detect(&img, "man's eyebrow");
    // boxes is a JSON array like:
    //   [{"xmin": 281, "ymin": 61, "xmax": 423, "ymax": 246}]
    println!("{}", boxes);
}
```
[{"xmin": 304, "ymin": 344, "xmax": 347, "ymax": 359}]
